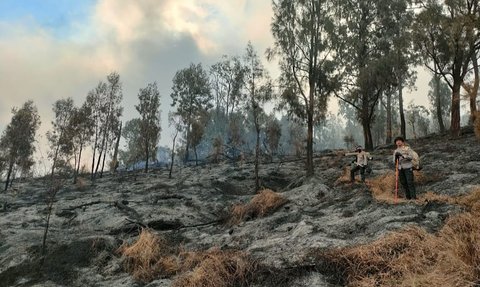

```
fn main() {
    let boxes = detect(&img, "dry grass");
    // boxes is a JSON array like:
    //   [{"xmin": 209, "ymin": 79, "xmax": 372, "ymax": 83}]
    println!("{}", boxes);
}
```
[
  {"xmin": 334, "ymin": 166, "xmax": 353, "ymax": 186},
  {"xmin": 420, "ymin": 187, "xmax": 480, "ymax": 212},
  {"xmin": 118, "ymin": 229, "xmax": 255, "ymax": 285},
  {"xmin": 366, "ymin": 171, "xmax": 443, "ymax": 204},
  {"xmin": 366, "ymin": 171, "xmax": 398, "ymax": 203},
  {"xmin": 117, "ymin": 229, "xmax": 175, "ymax": 282},
  {"xmin": 229, "ymin": 189, "xmax": 288, "ymax": 225},
  {"xmin": 317, "ymin": 206, "xmax": 480, "ymax": 287},
  {"xmin": 172, "ymin": 248, "xmax": 254, "ymax": 287}
]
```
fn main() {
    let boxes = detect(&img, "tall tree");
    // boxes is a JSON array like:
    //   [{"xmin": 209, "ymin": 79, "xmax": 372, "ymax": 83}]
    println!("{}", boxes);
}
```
[
  {"xmin": 170, "ymin": 63, "xmax": 213, "ymax": 163},
  {"xmin": 336, "ymin": 0, "xmax": 414, "ymax": 149},
  {"xmin": 136, "ymin": 82, "xmax": 162, "ymax": 172},
  {"xmin": 462, "ymin": 50, "xmax": 479, "ymax": 124},
  {"xmin": 427, "ymin": 74, "xmax": 451, "ymax": 133},
  {"xmin": 0, "ymin": 101, "xmax": 40, "ymax": 191},
  {"xmin": 46, "ymin": 98, "xmax": 75, "ymax": 178},
  {"xmin": 265, "ymin": 114, "xmax": 282, "ymax": 161},
  {"xmin": 68, "ymin": 102, "xmax": 94, "ymax": 184},
  {"xmin": 406, "ymin": 102, "xmax": 430, "ymax": 140},
  {"xmin": 210, "ymin": 55, "xmax": 246, "ymax": 118},
  {"xmin": 87, "ymin": 72, "xmax": 123, "ymax": 179},
  {"xmin": 269, "ymin": 0, "xmax": 340, "ymax": 176},
  {"xmin": 413, "ymin": 0, "xmax": 480, "ymax": 137},
  {"xmin": 119, "ymin": 119, "xmax": 143, "ymax": 170},
  {"xmin": 168, "ymin": 113, "xmax": 183, "ymax": 179},
  {"xmin": 243, "ymin": 42, "xmax": 273, "ymax": 190}
]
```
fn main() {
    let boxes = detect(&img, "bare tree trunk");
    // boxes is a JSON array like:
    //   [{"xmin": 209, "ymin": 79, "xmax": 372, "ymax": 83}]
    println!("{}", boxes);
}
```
[
  {"xmin": 451, "ymin": 82, "xmax": 462, "ymax": 137},
  {"xmin": 145, "ymin": 142, "xmax": 149, "ymax": 173},
  {"xmin": 469, "ymin": 54, "xmax": 479, "ymax": 125},
  {"xmin": 306, "ymin": 90, "xmax": 314, "ymax": 177},
  {"xmin": 90, "ymin": 134, "xmax": 98, "ymax": 180},
  {"xmin": 112, "ymin": 122, "xmax": 122, "ymax": 173},
  {"xmin": 100, "ymin": 144, "xmax": 108, "ymax": 178},
  {"xmin": 94, "ymin": 136, "xmax": 105, "ymax": 179},
  {"xmin": 434, "ymin": 75, "xmax": 446, "ymax": 133},
  {"xmin": 73, "ymin": 142, "xmax": 83, "ymax": 184},
  {"xmin": 362, "ymin": 117, "xmax": 374, "ymax": 151},
  {"xmin": 194, "ymin": 146, "xmax": 198, "ymax": 166},
  {"xmin": 4, "ymin": 161, "xmax": 14, "ymax": 191},
  {"xmin": 399, "ymin": 80, "xmax": 406, "ymax": 139},
  {"xmin": 255, "ymin": 118, "xmax": 261, "ymax": 191},
  {"xmin": 386, "ymin": 92, "xmax": 392, "ymax": 144},
  {"xmin": 169, "ymin": 131, "xmax": 178, "ymax": 179}
]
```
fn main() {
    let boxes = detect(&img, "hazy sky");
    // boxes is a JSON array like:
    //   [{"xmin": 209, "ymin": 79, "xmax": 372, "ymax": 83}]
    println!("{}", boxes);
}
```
[{"xmin": 0, "ymin": 0, "xmax": 432, "ymax": 166}]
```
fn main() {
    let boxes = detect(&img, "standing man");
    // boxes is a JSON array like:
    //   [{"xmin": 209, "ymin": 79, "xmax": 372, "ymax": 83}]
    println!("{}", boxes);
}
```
[
  {"xmin": 346, "ymin": 145, "xmax": 369, "ymax": 183},
  {"xmin": 393, "ymin": 136, "xmax": 417, "ymax": 200}
]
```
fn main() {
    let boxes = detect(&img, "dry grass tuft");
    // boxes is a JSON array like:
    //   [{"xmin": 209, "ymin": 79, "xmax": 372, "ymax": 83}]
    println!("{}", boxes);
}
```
[
  {"xmin": 420, "ymin": 186, "xmax": 480, "ymax": 213},
  {"xmin": 118, "ymin": 229, "xmax": 255, "ymax": 285},
  {"xmin": 229, "ymin": 189, "xmax": 288, "ymax": 225},
  {"xmin": 317, "ymin": 202, "xmax": 480, "ymax": 287},
  {"xmin": 366, "ymin": 172, "xmax": 402, "ymax": 203},
  {"xmin": 334, "ymin": 166, "xmax": 352, "ymax": 186},
  {"xmin": 367, "ymin": 171, "xmax": 443, "ymax": 203},
  {"xmin": 117, "ymin": 229, "xmax": 174, "ymax": 282},
  {"xmin": 172, "ymin": 248, "xmax": 255, "ymax": 287}
]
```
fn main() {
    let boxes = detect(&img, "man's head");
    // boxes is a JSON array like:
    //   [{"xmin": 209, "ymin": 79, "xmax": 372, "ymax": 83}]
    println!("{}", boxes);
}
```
[
  {"xmin": 355, "ymin": 145, "xmax": 363, "ymax": 152},
  {"xmin": 394, "ymin": 136, "xmax": 405, "ymax": 148}
]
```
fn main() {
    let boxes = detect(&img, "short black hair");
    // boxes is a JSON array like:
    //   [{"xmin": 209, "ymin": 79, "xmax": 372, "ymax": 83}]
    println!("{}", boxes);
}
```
[{"xmin": 394, "ymin": 136, "xmax": 405, "ymax": 143}]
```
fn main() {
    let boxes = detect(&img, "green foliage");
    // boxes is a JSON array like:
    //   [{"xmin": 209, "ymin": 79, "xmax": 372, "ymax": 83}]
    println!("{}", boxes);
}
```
[
  {"xmin": 136, "ymin": 82, "xmax": 162, "ymax": 172},
  {"xmin": 335, "ymin": 0, "xmax": 415, "ymax": 150},
  {"xmin": 270, "ymin": 0, "xmax": 341, "ymax": 175},
  {"xmin": 412, "ymin": 0, "xmax": 480, "ymax": 137},
  {"xmin": 209, "ymin": 55, "xmax": 245, "ymax": 118},
  {"xmin": 406, "ymin": 102, "xmax": 430, "ymax": 139},
  {"xmin": 265, "ymin": 115, "xmax": 282, "ymax": 157},
  {"xmin": 171, "ymin": 63, "xmax": 212, "ymax": 162},
  {"xmin": 427, "ymin": 75, "xmax": 451, "ymax": 132},
  {"xmin": 0, "ymin": 101, "xmax": 41, "ymax": 189},
  {"xmin": 47, "ymin": 98, "xmax": 75, "ymax": 176},
  {"xmin": 120, "ymin": 119, "xmax": 143, "ymax": 168},
  {"xmin": 86, "ymin": 72, "xmax": 123, "ymax": 177}
]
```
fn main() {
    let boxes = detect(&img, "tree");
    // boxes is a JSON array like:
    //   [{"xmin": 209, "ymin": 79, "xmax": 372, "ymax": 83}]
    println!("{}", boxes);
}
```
[
  {"xmin": 265, "ymin": 114, "xmax": 282, "ymax": 161},
  {"xmin": 462, "ymin": 50, "xmax": 479, "ymax": 124},
  {"xmin": 269, "ymin": 0, "xmax": 340, "ymax": 176},
  {"xmin": 119, "ymin": 119, "xmax": 143, "ymax": 170},
  {"xmin": 188, "ymin": 111, "xmax": 208, "ymax": 166},
  {"xmin": 406, "ymin": 102, "xmax": 430, "ymax": 140},
  {"xmin": 171, "ymin": 63, "xmax": 213, "ymax": 163},
  {"xmin": 168, "ymin": 112, "xmax": 183, "ymax": 179},
  {"xmin": 136, "ymin": 82, "xmax": 162, "ymax": 172},
  {"xmin": 242, "ymin": 42, "xmax": 273, "ymax": 190},
  {"xmin": 210, "ymin": 55, "xmax": 246, "ymax": 119},
  {"xmin": 46, "ymin": 98, "xmax": 75, "ymax": 178},
  {"xmin": 68, "ymin": 102, "xmax": 94, "ymax": 184},
  {"xmin": 0, "ymin": 101, "xmax": 40, "ymax": 191},
  {"xmin": 335, "ymin": 0, "xmax": 414, "ymax": 149},
  {"xmin": 87, "ymin": 72, "xmax": 123, "ymax": 180},
  {"xmin": 413, "ymin": 0, "xmax": 480, "ymax": 137},
  {"xmin": 427, "ymin": 74, "xmax": 451, "ymax": 133}
]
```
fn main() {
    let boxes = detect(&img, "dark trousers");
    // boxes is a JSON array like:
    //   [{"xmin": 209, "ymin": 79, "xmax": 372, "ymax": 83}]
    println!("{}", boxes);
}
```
[
  {"xmin": 399, "ymin": 168, "xmax": 416, "ymax": 199},
  {"xmin": 351, "ymin": 165, "xmax": 365, "ymax": 182}
]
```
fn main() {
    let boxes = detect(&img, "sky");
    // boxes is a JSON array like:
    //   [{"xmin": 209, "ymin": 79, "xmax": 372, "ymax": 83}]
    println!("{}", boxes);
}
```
[{"xmin": 0, "ymin": 0, "xmax": 433, "ymax": 172}]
